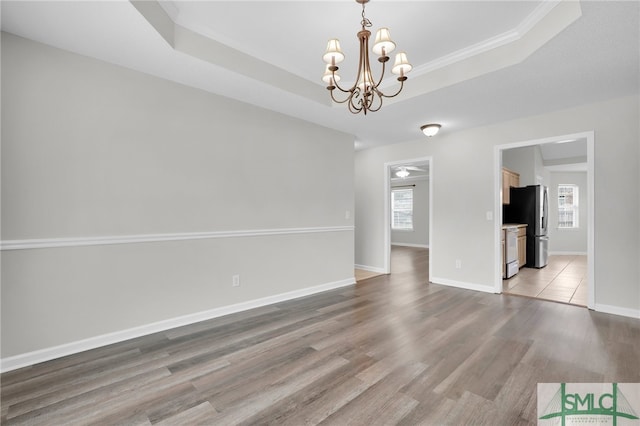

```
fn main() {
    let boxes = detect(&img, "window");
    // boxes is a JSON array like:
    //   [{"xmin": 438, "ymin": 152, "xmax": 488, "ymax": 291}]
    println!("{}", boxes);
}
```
[
  {"xmin": 558, "ymin": 184, "xmax": 579, "ymax": 228},
  {"xmin": 391, "ymin": 188, "xmax": 413, "ymax": 230}
]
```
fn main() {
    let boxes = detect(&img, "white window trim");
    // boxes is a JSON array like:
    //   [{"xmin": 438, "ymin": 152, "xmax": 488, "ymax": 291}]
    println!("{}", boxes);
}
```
[
  {"xmin": 391, "ymin": 188, "xmax": 414, "ymax": 231},
  {"xmin": 558, "ymin": 184, "xmax": 579, "ymax": 229}
]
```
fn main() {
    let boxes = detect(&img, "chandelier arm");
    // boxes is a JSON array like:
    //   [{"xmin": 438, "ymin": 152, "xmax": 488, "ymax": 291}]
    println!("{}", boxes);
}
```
[
  {"xmin": 355, "ymin": 31, "xmax": 367, "ymax": 90},
  {"xmin": 329, "ymin": 88, "xmax": 355, "ymax": 104},
  {"xmin": 330, "ymin": 75, "xmax": 353, "ymax": 94},
  {"xmin": 350, "ymin": 88, "xmax": 363, "ymax": 113},
  {"xmin": 348, "ymin": 97, "xmax": 363, "ymax": 114},
  {"xmin": 361, "ymin": 32, "xmax": 374, "ymax": 113},
  {"xmin": 373, "ymin": 60, "xmax": 387, "ymax": 89},
  {"xmin": 367, "ymin": 89, "xmax": 384, "ymax": 113},
  {"xmin": 352, "ymin": 86, "xmax": 367, "ymax": 114},
  {"xmin": 378, "ymin": 79, "xmax": 406, "ymax": 99}
]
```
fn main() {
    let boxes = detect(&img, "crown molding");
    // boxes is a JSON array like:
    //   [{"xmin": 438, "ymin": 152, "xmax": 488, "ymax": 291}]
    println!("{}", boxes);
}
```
[{"xmin": 411, "ymin": 0, "xmax": 563, "ymax": 77}]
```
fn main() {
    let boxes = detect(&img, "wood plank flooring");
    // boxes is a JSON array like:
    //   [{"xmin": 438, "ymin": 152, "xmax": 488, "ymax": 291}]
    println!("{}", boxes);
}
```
[{"xmin": 2, "ymin": 247, "xmax": 639, "ymax": 425}]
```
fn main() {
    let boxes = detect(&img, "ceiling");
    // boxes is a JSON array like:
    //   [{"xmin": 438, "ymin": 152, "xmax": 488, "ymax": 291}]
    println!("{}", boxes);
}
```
[
  {"xmin": 1, "ymin": 1, "xmax": 638, "ymax": 150},
  {"xmin": 540, "ymin": 138, "xmax": 588, "ymax": 172},
  {"xmin": 390, "ymin": 161, "xmax": 429, "ymax": 183}
]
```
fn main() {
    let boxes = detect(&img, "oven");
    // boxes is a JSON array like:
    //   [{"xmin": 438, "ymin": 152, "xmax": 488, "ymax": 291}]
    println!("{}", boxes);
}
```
[{"xmin": 504, "ymin": 226, "xmax": 519, "ymax": 278}]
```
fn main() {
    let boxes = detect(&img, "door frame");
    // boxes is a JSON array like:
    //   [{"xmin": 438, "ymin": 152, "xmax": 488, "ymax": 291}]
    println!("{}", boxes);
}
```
[
  {"xmin": 493, "ymin": 131, "xmax": 594, "ymax": 309},
  {"xmin": 383, "ymin": 156, "xmax": 433, "ymax": 277}
]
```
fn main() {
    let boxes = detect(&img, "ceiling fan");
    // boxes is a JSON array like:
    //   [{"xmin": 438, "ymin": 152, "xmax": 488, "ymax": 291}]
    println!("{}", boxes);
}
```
[{"xmin": 393, "ymin": 165, "xmax": 426, "ymax": 178}]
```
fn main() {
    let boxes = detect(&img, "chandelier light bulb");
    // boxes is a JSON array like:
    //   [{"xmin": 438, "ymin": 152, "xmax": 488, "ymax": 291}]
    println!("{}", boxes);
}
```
[
  {"xmin": 372, "ymin": 28, "xmax": 396, "ymax": 56},
  {"xmin": 323, "ymin": 39, "xmax": 345, "ymax": 65},
  {"xmin": 357, "ymin": 69, "xmax": 375, "ymax": 91},
  {"xmin": 392, "ymin": 52, "xmax": 412, "ymax": 77},
  {"xmin": 322, "ymin": 64, "xmax": 341, "ymax": 84}
]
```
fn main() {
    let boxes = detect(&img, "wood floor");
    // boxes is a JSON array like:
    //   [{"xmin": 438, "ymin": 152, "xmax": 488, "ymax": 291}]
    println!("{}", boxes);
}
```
[
  {"xmin": 503, "ymin": 255, "xmax": 588, "ymax": 306},
  {"xmin": 354, "ymin": 269, "xmax": 383, "ymax": 282},
  {"xmin": 2, "ymin": 247, "xmax": 639, "ymax": 425}
]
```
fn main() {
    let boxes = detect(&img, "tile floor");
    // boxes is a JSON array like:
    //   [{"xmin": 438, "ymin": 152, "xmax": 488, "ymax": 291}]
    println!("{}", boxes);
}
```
[{"xmin": 502, "ymin": 255, "xmax": 588, "ymax": 306}]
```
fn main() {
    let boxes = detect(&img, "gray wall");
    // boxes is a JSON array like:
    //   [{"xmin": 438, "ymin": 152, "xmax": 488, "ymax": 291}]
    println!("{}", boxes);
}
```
[
  {"xmin": 391, "ymin": 178, "xmax": 429, "ymax": 247},
  {"xmin": 548, "ymin": 171, "xmax": 588, "ymax": 254},
  {"xmin": 355, "ymin": 95, "xmax": 639, "ymax": 315},
  {"xmin": 503, "ymin": 145, "xmax": 548, "ymax": 186},
  {"xmin": 1, "ymin": 34, "xmax": 355, "ymax": 360}
]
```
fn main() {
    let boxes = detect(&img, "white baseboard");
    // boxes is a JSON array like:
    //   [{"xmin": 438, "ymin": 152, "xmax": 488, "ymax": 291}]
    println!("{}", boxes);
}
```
[
  {"xmin": 354, "ymin": 264, "xmax": 386, "ymax": 274},
  {"xmin": 430, "ymin": 277, "xmax": 496, "ymax": 294},
  {"xmin": 391, "ymin": 243, "xmax": 429, "ymax": 248},
  {"xmin": 548, "ymin": 251, "xmax": 587, "ymax": 256},
  {"xmin": 594, "ymin": 304, "xmax": 640, "ymax": 319},
  {"xmin": 0, "ymin": 277, "xmax": 356, "ymax": 373}
]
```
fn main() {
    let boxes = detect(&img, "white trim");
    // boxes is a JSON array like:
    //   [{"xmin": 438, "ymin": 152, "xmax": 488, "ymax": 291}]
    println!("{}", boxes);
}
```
[
  {"xmin": 430, "ymin": 277, "xmax": 496, "ymax": 294},
  {"xmin": 390, "ymin": 175, "xmax": 429, "ymax": 184},
  {"xmin": 0, "ymin": 226, "xmax": 355, "ymax": 251},
  {"xmin": 391, "ymin": 243, "xmax": 429, "ymax": 249},
  {"xmin": 411, "ymin": 1, "xmax": 560, "ymax": 77},
  {"xmin": 494, "ymin": 131, "xmax": 595, "ymax": 311},
  {"xmin": 354, "ymin": 264, "xmax": 386, "ymax": 274},
  {"xmin": 384, "ymin": 156, "xmax": 433, "ymax": 277},
  {"xmin": 0, "ymin": 277, "xmax": 356, "ymax": 372},
  {"xmin": 548, "ymin": 251, "xmax": 587, "ymax": 256},
  {"xmin": 594, "ymin": 304, "xmax": 640, "ymax": 319},
  {"xmin": 586, "ymin": 132, "xmax": 595, "ymax": 310},
  {"xmin": 494, "ymin": 145, "xmax": 503, "ymax": 293}
]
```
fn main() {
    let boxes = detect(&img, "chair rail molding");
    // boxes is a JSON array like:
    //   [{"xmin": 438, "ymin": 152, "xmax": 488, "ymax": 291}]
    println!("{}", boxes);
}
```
[{"xmin": 0, "ymin": 226, "xmax": 355, "ymax": 251}]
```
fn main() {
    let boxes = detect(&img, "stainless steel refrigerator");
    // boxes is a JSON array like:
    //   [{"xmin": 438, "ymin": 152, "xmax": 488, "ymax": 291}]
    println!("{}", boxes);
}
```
[{"xmin": 503, "ymin": 185, "xmax": 549, "ymax": 268}]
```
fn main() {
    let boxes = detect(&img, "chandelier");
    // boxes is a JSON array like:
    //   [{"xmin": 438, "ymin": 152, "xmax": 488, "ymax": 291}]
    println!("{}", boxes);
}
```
[{"xmin": 322, "ymin": 0, "xmax": 412, "ymax": 115}]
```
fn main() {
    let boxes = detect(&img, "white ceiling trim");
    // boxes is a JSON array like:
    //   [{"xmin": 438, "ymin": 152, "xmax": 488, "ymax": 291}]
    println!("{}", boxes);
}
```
[
  {"xmin": 393, "ymin": 0, "xmax": 582, "ymax": 104},
  {"xmin": 411, "ymin": 0, "xmax": 562, "ymax": 77},
  {"xmin": 144, "ymin": 0, "xmax": 581, "ymax": 108},
  {"xmin": 131, "ymin": 0, "xmax": 328, "ymax": 105},
  {"xmin": 6, "ymin": 0, "xmax": 634, "ymax": 150}
]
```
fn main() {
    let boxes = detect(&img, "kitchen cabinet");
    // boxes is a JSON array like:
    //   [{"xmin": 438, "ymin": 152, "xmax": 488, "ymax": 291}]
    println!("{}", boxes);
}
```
[
  {"xmin": 502, "ymin": 168, "xmax": 520, "ymax": 204},
  {"xmin": 517, "ymin": 225, "xmax": 527, "ymax": 268}
]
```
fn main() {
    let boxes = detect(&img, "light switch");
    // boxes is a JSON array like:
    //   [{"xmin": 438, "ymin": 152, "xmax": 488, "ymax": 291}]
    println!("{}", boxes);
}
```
[{"xmin": 486, "ymin": 211, "xmax": 493, "ymax": 221}]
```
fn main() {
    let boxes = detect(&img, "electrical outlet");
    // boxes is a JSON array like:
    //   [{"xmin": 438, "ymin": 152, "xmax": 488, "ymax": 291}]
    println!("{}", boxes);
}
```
[
  {"xmin": 232, "ymin": 274, "xmax": 240, "ymax": 287},
  {"xmin": 455, "ymin": 259, "xmax": 462, "ymax": 269},
  {"xmin": 345, "ymin": 210, "xmax": 351, "ymax": 220}
]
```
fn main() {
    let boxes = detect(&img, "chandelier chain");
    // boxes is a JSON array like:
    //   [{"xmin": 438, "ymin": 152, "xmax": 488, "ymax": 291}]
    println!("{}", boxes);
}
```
[{"xmin": 361, "ymin": 3, "xmax": 372, "ymax": 29}]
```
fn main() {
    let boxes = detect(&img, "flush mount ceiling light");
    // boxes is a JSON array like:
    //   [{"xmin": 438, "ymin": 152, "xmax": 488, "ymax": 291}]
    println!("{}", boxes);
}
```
[
  {"xmin": 420, "ymin": 124, "xmax": 441, "ymax": 137},
  {"xmin": 322, "ymin": 0, "xmax": 412, "ymax": 115}
]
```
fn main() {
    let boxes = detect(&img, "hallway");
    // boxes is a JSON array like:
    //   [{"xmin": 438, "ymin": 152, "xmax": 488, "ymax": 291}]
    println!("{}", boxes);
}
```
[{"xmin": 355, "ymin": 246, "xmax": 429, "ymax": 283}]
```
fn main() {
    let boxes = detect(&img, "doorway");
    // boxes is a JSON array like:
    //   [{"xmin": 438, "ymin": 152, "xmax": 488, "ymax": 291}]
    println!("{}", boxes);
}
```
[
  {"xmin": 384, "ymin": 157, "xmax": 432, "ymax": 279},
  {"xmin": 494, "ymin": 132, "xmax": 594, "ymax": 309}
]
